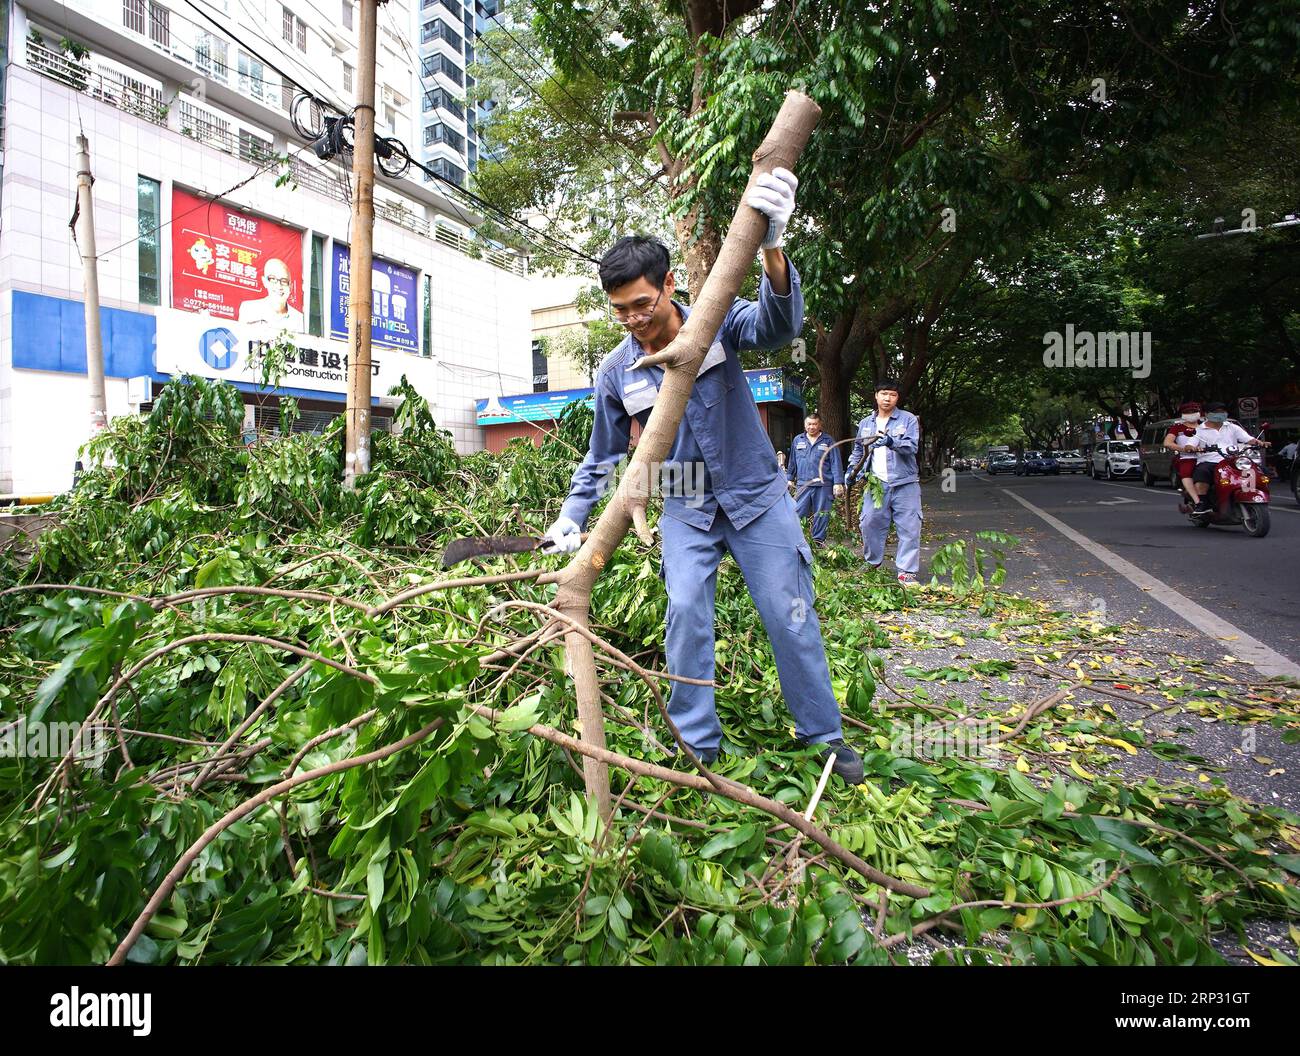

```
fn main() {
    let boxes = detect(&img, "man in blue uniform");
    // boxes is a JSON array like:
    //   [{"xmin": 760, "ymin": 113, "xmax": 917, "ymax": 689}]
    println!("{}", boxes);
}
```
[
  {"xmin": 787, "ymin": 414, "xmax": 844, "ymax": 547},
  {"xmin": 542, "ymin": 169, "xmax": 863, "ymax": 783},
  {"xmin": 846, "ymin": 379, "xmax": 923, "ymax": 585}
]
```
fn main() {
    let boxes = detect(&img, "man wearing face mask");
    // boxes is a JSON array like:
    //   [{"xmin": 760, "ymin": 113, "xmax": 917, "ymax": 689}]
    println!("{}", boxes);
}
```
[
  {"xmin": 1187, "ymin": 402, "xmax": 1269, "ymax": 512},
  {"xmin": 540, "ymin": 169, "xmax": 865, "ymax": 785},
  {"xmin": 1163, "ymin": 401, "xmax": 1202, "ymax": 507}
]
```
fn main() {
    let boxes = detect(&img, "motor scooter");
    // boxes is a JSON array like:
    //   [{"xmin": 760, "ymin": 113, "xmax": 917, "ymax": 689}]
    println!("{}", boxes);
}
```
[{"xmin": 1179, "ymin": 426, "xmax": 1271, "ymax": 537}]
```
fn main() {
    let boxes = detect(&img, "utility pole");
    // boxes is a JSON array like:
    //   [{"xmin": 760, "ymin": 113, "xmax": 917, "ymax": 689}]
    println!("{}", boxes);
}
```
[
  {"xmin": 343, "ymin": 0, "xmax": 382, "ymax": 489},
  {"xmin": 74, "ymin": 133, "xmax": 106, "ymax": 444}
]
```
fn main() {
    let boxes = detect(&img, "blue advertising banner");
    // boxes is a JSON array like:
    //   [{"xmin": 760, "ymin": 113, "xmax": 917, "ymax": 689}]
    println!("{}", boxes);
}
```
[
  {"xmin": 475, "ymin": 369, "xmax": 803, "ymax": 425},
  {"xmin": 330, "ymin": 244, "xmax": 419, "ymax": 352}
]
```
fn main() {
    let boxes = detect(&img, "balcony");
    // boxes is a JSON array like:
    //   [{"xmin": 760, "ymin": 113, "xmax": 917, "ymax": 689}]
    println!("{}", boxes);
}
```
[{"xmin": 26, "ymin": 37, "xmax": 167, "ymax": 125}]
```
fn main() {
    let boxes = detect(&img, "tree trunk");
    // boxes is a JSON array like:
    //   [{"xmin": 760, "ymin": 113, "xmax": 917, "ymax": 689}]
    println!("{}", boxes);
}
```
[{"xmin": 553, "ymin": 92, "xmax": 823, "ymax": 821}]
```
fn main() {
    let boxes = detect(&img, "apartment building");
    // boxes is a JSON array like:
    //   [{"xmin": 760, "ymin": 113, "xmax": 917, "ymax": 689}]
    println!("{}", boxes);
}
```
[{"xmin": 0, "ymin": 0, "xmax": 532, "ymax": 494}]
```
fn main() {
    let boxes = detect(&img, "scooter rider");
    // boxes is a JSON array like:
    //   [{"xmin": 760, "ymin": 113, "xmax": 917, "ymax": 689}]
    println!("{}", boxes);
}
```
[
  {"xmin": 1163, "ymin": 401, "xmax": 1202, "ymax": 507},
  {"xmin": 1187, "ymin": 403, "xmax": 1269, "ymax": 512}
]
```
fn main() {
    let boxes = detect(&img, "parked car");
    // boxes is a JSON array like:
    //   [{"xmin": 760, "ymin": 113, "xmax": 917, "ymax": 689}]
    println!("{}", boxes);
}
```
[
  {"xmin": 1140, "ymin": 419, "xmax": 1181, "ymax": 487},
  {"xmin": 987, "ymin": 453, "xmax": 1017, "ymax": 475},
  {"xmin": 1091, "ymin": 439, "xmax": 1142, "ymax": 479},
  {"xmin": 1015, "ymin": 450, "xmax": 1059, "ymax": 475},
  {"xmin": 1051, "ymin": 450, "xmax": 1086, "ymax": 473}
]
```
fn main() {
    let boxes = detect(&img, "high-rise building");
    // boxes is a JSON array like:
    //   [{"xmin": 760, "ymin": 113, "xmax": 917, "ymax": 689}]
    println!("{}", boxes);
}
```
[
  {"xmin": 0, "ymin": 0, "xmax": 533, "ymax": 494},
  {"xmin": 410, "ymin": 0, "xmax": 505, "ymax": 187}
]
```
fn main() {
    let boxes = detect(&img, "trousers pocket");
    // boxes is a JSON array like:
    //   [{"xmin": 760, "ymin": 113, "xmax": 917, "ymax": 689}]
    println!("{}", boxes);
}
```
[{"xmin": 786, "ymin": 542, "xmax": 814, "ymax": 635}]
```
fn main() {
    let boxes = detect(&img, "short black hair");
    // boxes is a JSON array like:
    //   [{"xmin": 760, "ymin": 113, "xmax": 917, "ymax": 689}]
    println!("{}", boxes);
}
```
[
  {"xmin": 599, "ymin": 236, "xmax": 670, "ymax": 292},
  {"xmin": 875, "ymin": 377, "xmax": 901, "ymax": 393},
  {"xmin": 1205, "ymin": 401, "xmax": 1227, "ymax": 413}
]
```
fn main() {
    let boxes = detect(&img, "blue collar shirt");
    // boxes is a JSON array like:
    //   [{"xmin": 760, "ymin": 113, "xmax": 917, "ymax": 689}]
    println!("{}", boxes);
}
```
[{"xmin": 559, "ymin": 262, "xmax": 805, "ymax": 532}]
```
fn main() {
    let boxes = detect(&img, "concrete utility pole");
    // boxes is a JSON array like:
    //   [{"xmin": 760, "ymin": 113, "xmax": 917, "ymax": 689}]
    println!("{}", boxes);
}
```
[
  {"xmin": 74, "ymin": 133, "xmax": 107, "ymax": 444},
  {"xmin": 343, "ymin": 0, "xmax": 383, "ymax": 489}
]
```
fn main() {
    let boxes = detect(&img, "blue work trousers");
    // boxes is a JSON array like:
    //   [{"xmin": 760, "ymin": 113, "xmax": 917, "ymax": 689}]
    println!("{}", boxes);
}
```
[
  {"xmin": 860, "ymin": 480, "xmax": 923, "ymax": 574},
  {"xmin": 794, "ymin": 482, "xmax": 834, "ymax": 542},
  {"xmin": 659, "ymin": 494, "xmax": 844, "ymax": 754}
]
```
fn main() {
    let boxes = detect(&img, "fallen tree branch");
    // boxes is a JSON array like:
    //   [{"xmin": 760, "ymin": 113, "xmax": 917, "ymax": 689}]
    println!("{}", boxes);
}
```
[
  {"xmin": 471, "ymin": 703, "xmax": 928, "ymax": 898},
  {"xmin": 106, "ymin": 717, "xmax": 447, "ymax": 966}
]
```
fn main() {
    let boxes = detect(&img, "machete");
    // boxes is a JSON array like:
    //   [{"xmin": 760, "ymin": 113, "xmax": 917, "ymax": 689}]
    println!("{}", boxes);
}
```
[{"xmin": 440, "ymin": 533, "xmax": 589, "ymax": 569}]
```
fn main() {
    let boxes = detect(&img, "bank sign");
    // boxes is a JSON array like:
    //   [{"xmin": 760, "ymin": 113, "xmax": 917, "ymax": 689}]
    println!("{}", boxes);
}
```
[
  {"xmin": 329, "ymin": 245, "xmax": 419, "ymax": 352},
  {"xmin": 155, "ymin": 311, "xmax": 396, "ymax": 395}
]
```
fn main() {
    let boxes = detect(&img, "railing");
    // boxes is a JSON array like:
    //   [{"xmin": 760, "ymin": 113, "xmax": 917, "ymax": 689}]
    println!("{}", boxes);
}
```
[
  {"xmin": 25, "ymin": 37, "xmax": 526, "ymax": 278},
  {"xmin": 27, "ymin": 39, "xmax": 167, "ymax": 125},
  {"xmin": 288, "ymin": 156, "xmax": 349, "ymax": 203},
  {"xmin": 376, "ymin": 199, "xmax": 432, "ymax": 238}
]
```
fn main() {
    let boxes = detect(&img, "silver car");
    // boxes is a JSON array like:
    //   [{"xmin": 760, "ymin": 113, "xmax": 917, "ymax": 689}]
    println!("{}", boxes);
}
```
[
  {"xmin": 1051, "ymin": 450, "xmax": 1086, "ymax": 473},
  {"xmin": 1091, "ymin": 440, "xmax": 1142, "ymax": 480}
]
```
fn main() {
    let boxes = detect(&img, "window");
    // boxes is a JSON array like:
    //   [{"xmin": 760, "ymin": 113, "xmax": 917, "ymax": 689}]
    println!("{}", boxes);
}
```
[
  {"xmin": 421, "ymin": 53, "xmax": 463, "ymax": 86},
  {"xmin": 425, "ymin": 157, "xmax": 465, "ymax": 185},
  {"xmin": 422, "ymin": 275, "xmax": 432, "ymax": 357},
  {"xmin": 195, "ymin": 31, "xmax": 229, "ymax": 82},
  {"xmin": 309, "ymin": 235, "xmax": 325, "ymax": 336},
  {"xmin": 123, "ymin": 0, "xmax": 147, "ymax": 33},
  {"xmin": 342, "ymin": 1, "xmax": 353, "ymax": 30},
  {"xmin": 421, "ymin": 87, "xmax": 463, "ymax": 120},
  {"xmin": 423, "ymin": 122, "xmax": 464, "ymax": 152},
  {"xmin": 137, "ymin": 176, "xmax": 161, "ymax": 305},
  {"xmin": 238, "ymin": 51, "xmax": 268, "ymax": 102},
  {"xmin": 239, "ymin": 129, "xmax": 274, "ymax": 164},
  {"xmin": 532, "ymin": 340, "xmax": 548, "ymax": 393},
  {"xmin": 342, "ymin": 62, "xmax": 353, "ymax": 94},
  {"xmin": 422, "ymin": 20, "xmax": 463, "ymax": 50},
  {"xmin": 282, "ymin": 6, "xmax": 306, "ymax": 50},
  {"xmin": 148, "ymin": 2, "xmax": 170, "ymax": 47}
]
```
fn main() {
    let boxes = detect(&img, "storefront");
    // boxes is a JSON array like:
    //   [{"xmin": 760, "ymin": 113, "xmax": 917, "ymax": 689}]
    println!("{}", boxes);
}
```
[{"xmin": 476, "ymin": 368, "xmax": 806, "ymax": 454}]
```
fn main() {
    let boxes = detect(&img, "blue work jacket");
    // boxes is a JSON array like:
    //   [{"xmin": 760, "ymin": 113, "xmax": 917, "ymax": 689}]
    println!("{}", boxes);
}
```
[
  {"xmin": 846, "ymin": 408, "xmax": 921, "ymax": 487},
  {"xmin": 787, "ymin": 432, "xmax": 843, "ymax": 485},
  {"xmin": 559, "ymin": 263, "xmax": 804, "ymax": 531}
]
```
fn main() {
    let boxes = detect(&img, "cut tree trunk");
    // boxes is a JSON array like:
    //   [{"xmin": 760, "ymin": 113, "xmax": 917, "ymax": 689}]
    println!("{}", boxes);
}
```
[{"xmin": 552, "ymin": 91, "xmax": 823, "ymax": 821}]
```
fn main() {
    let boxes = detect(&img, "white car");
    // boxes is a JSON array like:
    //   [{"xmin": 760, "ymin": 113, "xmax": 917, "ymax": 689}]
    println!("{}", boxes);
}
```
[{"xmin": 1091, "ymin": 440, "xmax": 1142, "ymax": 480}]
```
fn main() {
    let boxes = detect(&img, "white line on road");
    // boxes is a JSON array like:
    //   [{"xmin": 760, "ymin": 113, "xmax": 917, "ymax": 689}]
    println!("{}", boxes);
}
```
[
  {"xmin": 1091, "ymin": 476, "xmax": 1300, "ymax": 513},
  {"xmin": 1000, "ymin": 488, "xmax": 1300, "ymax": 679}
]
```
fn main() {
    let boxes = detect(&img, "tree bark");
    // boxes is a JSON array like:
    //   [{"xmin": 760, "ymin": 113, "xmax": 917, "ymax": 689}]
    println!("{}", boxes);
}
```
[{"xmin": 553, "ymin": 92, "xmax": 823, "ymax": 821}]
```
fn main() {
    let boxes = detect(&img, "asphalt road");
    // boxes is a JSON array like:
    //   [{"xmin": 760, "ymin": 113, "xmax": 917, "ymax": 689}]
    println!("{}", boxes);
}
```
[{"xmin": 917, "ymin": 469, "xmax": 1300, "ymax": 667}]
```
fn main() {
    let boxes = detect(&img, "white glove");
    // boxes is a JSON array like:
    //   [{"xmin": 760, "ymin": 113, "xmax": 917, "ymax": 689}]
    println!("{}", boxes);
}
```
[
  {"xmin": 833, "ymin": 484, "xmax": 845, "ymax": 498},
  {"xmin": 543, "ymin": 516, "xmax": 582, "ymax": 554},
  {"xmin": 747, "ymin": 167, "xmax": 798, "ymax": 249}
]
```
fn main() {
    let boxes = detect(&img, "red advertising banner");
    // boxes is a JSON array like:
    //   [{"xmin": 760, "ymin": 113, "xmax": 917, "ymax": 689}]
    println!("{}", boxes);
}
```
[{"xmin": 170, "ymin": 188, "xmax": 305, "ymax": 332}]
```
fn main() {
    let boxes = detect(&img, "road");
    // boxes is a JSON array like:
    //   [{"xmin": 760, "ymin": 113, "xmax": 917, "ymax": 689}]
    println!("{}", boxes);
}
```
[{"xmin": 915, "ymin": 469, "xmax": 1300, "ymax": 670}]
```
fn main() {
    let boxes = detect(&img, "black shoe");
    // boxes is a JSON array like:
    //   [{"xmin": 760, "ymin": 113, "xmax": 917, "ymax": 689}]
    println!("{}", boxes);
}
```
[{"xmin": 802, "ymin": 738, "xmax": 865, "ymax": 784}]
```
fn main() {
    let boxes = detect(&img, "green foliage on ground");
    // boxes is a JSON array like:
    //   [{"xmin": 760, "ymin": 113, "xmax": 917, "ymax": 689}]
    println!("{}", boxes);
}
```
[{"xmin": 1, "ymin": 377, "xmax": 1297, "ymax": 965}]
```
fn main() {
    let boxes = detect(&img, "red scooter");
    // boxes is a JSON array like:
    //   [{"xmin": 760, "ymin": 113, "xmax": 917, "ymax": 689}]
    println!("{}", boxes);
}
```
[{"xmin": 1179, "ymin": 428, "xmax": 1271, "ymax": 537}]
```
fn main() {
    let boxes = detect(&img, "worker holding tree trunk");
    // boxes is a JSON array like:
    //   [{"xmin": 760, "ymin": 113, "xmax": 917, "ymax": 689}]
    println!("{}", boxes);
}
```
[
  {"xmin": 543, "ymin": 171, "xmax": 864, "ymax": 784},
  {"xmin": 846, "ymin": 379, "xmax": 923, "ymax": 585}
]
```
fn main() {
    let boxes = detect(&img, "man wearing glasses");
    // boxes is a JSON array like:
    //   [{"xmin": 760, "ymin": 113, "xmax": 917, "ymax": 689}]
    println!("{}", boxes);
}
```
[
  {"xmin": 542, "ymin": 169, "xmax": 864, "ymax": 784},
  {"xmin": 238, "ymin": 257, "xmax": 304, "ymax": 332}
]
